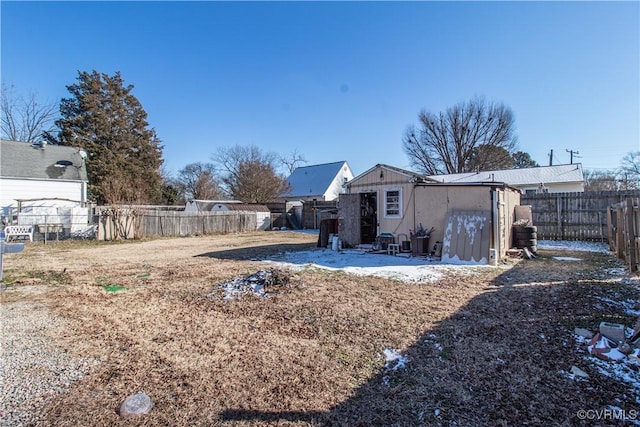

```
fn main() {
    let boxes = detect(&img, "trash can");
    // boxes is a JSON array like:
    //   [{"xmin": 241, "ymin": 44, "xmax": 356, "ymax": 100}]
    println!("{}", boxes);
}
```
[{"xmin": 411, "ymin": 236, "xmax": 429, "ymax": 256}]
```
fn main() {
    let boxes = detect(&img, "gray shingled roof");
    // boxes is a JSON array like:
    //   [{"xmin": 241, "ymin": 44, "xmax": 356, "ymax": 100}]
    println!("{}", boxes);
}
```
[
  {"xmin": 1, "ymin": 140, "xmax": 88, "ymax": 182},
  {"xmin": 428, "ymin": 164, "xmax": 584, "ymax": 186}
]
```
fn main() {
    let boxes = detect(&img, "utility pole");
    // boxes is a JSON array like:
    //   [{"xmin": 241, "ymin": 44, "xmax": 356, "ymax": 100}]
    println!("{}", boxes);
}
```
[
  {"xmin": 566, "ymin": 149, "xmax": 580, "ymax": 164},
  {"xmin": 548, "ymin": 149, "xmax": 554, "ymax": 166}
]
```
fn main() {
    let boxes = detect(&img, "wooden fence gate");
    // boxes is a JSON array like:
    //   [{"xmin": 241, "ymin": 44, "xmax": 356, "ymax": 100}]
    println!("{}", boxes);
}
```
[{"xmin": 608, "ymin": 197, "xmax": 639, "ymax": 272}]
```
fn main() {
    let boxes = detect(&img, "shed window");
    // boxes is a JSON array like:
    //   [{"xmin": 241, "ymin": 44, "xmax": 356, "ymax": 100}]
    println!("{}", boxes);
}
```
[{"xmin": 384, "ymin": 188, "xmax": 402, "ymax": 218}]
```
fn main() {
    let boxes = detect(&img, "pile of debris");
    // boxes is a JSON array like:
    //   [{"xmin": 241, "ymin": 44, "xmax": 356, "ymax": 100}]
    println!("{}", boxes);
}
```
[
  {"xmin": 576, "ymin": 318, "xmax": 640, "ymax": 363},
  {"xmin": 216, "ymin": 269, "xmax": 291, "ymax": 301}
]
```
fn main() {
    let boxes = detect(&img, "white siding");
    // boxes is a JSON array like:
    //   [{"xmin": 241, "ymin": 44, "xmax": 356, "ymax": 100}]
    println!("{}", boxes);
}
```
[
  {"xmin": 1, "ymin": 178, "xmax": 86, "ymax": 209},
  {"xmin": 518, "ymin": 182, "xmax": 584, "ymax": 194},
  {"xmin": 324, "ymin": 165, "xmax": 354, "ymax": 201}
]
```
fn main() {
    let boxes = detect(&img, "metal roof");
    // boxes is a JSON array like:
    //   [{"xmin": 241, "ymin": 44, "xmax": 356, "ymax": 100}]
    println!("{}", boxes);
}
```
[
  {"xmin": 282, "ymin": 161, "xmax": 352, "ymax": 198},
  {"xmin": 1, "ymin": 139, "xmax": 88, "ymax": 182},
  {"xmin": 428, "ymin": 164, "xmax": 584, "ymax": 186}
]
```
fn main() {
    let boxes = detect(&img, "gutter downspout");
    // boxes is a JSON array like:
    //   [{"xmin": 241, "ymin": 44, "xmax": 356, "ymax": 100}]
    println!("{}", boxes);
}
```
[{"xmin": 490, "ymin": 187, "xmax": 499, "ymax": 266}]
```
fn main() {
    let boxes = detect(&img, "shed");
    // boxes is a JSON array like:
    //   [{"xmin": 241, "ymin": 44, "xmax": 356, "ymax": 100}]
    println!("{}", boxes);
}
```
[
  {"xmin": 339, "ymin": 164, "xmax": 522, "ymax": 264},
  {"xmin": 184, "ymin": 200, "xmax": 270, "ymax": 230},
  {"xmin": 184, "ymin": 199, "xmax": 242, "ymax": 213},
  {"xmin": 211, "ymin": 203, "xmax": 271, "ymax": 230}
]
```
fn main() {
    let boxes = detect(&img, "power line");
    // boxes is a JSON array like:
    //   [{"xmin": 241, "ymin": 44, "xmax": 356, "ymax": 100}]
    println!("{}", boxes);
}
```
[{"xmin": 566, "ymin": 149, "xmax": 581, "ymax": 164}]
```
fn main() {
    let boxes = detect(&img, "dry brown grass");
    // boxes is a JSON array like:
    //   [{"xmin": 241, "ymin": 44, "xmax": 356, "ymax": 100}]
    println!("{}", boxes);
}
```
[{"xmin": 2, "ymin": 232, "xmax": 638, "ymax": 426}]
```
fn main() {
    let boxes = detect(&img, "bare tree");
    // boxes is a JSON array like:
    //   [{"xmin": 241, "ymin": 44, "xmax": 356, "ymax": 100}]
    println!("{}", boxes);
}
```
[
  {"xmin": 1, "ymin": 84, "xmax": 57, "ymax": 142},
  {"xmin": 619, "ymin": 151, "xmax": 640, "ymax": 189},
  {"xmin": 583, "ymin": 169, "xmax": 620, "ymax": 191},
  {"xmin": 213, "ymin": 145, "xmax": 290, "ymax": 203},
  {"xmin": 176, "ymin": 162, "xmax": 223, "ymax": 201},
  {"xmin": 403, "ymin": 96, "xmax": 518, "ymax": 175},
  {"xmin": 280, "ymin": 148, "xmax": 308, "ymax": 174}
]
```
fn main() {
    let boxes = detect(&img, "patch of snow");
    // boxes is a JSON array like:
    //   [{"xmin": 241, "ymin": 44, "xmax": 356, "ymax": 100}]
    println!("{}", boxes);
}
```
[
  {"xmin": 265, "ymin": 248, "xmax": 494, "ymax": 284},
  {"xmin": 441, "ymin": 253, "xmax": 488, "ymax": 265},
  {"xmin": 552, "ymin": 256, "xmax": 582, "ymax": 261},
  {"xmin": 574, "ymin": 334, "xmax": 589, "ymax": 344},
  {"xmin": 594, "ymin": 296, "xmax": 640, "ymax": 317},
  {"xmin": 603, "ymin": 267, "xmax": 627, "ymax": 276},
  {"xmin": 591, "ymin": 356, "xmax": 640, "ymax": 404},
  {"xmin": 383, "ymin": 348, "xmax": 408, "ymax": 371},
  {"xmin": 217, "ymin": 269, "xmax": 285, "ymax": 300},
  {"xmin": 289, "ymin": 229, "xmax": 320, "ymax": 235},
  {"xmin": 538, "ymin": 240, "xmax": 610, "ymax": 253}
]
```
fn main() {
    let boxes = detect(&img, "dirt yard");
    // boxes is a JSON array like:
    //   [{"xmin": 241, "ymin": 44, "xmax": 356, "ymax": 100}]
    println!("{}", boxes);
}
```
[{"xmin": 1, "ymin": 231, "xmax": 639, "ymax": 426}]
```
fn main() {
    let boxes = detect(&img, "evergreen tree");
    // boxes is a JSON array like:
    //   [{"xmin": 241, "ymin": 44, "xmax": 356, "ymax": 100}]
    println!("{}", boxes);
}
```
[
  {"xmin": 512, "ymin": 151, "xmax": 539, "ymax": 169},
  {"xmin": 466, "ymin": 145, "xmax": 514, "ymax": 171},
  {"xmin": 55, "ymin": 70, "xmax": 163, "ymax": 204}
]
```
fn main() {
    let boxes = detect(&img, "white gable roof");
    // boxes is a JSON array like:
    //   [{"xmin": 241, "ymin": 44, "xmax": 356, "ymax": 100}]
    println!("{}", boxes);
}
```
[
  {"xmin": 282, "ymin": 161, "xmax": 353, "ymax": 200},
  {"xmin": 428, "ymin": 164, "xmax": 584, "ymax": 187}
]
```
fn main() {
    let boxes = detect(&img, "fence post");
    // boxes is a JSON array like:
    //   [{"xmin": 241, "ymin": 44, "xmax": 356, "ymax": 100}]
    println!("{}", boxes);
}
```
[
  {"xmin": 606, "ymin": 207, "xmax": 614, "ymax": 252},
  {"xmin": 556, "ymin": 194, "xmax": 562, "ymax": 240},
  {"xmin": 627, "ymin": 197, "xmax": 637, "ymax": 272},
  {"xmin": 616, "ymin": 204, "xmax": 624, "ymax": 259}
]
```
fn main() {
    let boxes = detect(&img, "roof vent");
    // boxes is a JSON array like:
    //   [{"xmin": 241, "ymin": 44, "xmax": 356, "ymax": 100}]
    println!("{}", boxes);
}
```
[
  {"xmin": 54, "ymin": 160, "xmax": 74, "ymax": 168},
  {"xmin": 31, "ymin": 140, "xmax": 47, "ymax": 149}
]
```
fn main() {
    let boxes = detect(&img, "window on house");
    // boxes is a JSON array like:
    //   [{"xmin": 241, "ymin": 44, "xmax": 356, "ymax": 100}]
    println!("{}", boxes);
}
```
[{"xmin": 384, "ymin": 188, "xmax": 401, "ymax": 217}]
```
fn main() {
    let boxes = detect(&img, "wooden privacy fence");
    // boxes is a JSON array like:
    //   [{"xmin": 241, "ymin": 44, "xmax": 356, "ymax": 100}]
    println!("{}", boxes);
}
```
[
  {"xmin": 608, "ymin": 197, "xmax": 639, "ymax": 272},
  {"xmin": 98, "ymin": 209, "xmax": 257, "ymax": 240},
  {"xmin": 521, "ymin": 190, "xmax": 640, "ymax": 241}
]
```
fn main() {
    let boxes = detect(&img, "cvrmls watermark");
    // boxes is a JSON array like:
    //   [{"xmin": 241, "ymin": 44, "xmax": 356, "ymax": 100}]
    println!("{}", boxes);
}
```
[{"xmin": 577, "ymin": 408, "xmax": 638, "ymax": 421}]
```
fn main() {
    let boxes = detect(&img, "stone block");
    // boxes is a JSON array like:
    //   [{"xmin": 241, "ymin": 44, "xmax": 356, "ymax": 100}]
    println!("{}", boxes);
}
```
[{"xmin": 599, "ymin": 322, "xmax": 625, "ymax": 345}]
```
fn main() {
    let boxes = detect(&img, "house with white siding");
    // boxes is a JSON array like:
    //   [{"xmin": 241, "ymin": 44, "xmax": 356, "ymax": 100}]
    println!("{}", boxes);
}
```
[
  {"xmin": 1, "ymin": 139, "xmax": 89, "ymax": 228},
  {"xmin": 428, "ymin": 164, "xmax": 585, "ymax": 194},
  {"xmin": 277, "ymin": 161, "xmax": 354, "ymax": 202}
]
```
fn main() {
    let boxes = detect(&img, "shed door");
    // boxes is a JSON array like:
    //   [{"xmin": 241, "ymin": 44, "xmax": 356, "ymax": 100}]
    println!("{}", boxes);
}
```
[
  {"xmin": 338, "ymin": 193, "xmax": 361, "ymax": 248},
  {"xmin": 360, "ymin": 192, "xmax": 377, "ymax": 244}
]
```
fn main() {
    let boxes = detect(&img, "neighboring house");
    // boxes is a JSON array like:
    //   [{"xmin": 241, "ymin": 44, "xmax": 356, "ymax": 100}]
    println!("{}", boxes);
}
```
[
  {"xmin": 339, "ymin": 164, "xmax": 522, "ymax": 264},
  {"xmin": 428, "ymin": 164, "xmax": 585, "ymax": 194},
  {"xmin": 278, "ymin": 161, "xmax": 354, "ymax": 202},
  {"xmin": 1, "ymin": 140, "xmax": 90, "ymax": 230}
]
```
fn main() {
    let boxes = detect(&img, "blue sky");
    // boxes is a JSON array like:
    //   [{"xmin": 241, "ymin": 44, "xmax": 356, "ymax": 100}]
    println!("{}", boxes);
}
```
[{"xmin": 2, "ymin": 1, "xmax": 638, "ymax": 177}]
